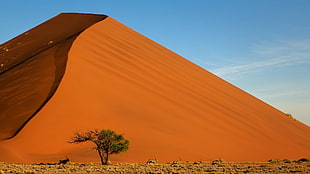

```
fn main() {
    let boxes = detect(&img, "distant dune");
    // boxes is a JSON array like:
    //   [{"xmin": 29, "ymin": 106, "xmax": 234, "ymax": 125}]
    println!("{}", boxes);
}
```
[{"xmin": 0, "ymin": 13, "xmax": 309, "ymax": 164}]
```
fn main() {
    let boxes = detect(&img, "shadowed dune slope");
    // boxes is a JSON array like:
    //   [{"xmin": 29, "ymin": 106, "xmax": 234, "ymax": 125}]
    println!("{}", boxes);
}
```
[
  {"xmin": 0, "ymin": 13, "xmax": 107, "ymax": 140},
  {"xmin": 0, "ymin": 14, "xmax": 309, "ymax": 163}
]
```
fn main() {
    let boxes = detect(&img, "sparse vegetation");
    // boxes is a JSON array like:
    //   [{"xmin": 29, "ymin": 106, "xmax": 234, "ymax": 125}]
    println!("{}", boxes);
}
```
[
  {"xmin": 268, "ymin": 159, "xmax": 282, "ymax": 163},
  {"xmin": 0, "ymin": 161, "xmax": 309, "ymax": 174},
  {"xmin": 212, "ymin": 159, "xmax": 225, "ymax": 165},
  {"xmin": 58, "ymin": 157, "xmax": 70, "ymax": 165},
  {"xmin": 285, "ymin": 113, "xmax": 298, "ymax": 121},
  {"xmin": 146, "ymin": 159, "xmax": 158, "ymax": 164},
  {"xmin": 283, "ymin": 159, "xmax": 292, "ymax": 163},
  {"xmin": 268, "ymin": 158, "xmax": 310, "ymax": 164},
  {"xmin": 69, "ymin": 129, "xmax": 129, "ymax": 165},
  {"xmin": 297, "ymin": 158, "xmax": 310, "ymax": 163}
]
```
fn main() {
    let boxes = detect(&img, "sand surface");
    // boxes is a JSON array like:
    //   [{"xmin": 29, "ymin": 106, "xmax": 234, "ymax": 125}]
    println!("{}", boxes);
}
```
[
  {"xmin": 0, "ymin": 13, "xmax": 309, "ymax": 164},
  {"xmin": 0, "ymin": 13, "xmax": 106, "ymax": 140}
]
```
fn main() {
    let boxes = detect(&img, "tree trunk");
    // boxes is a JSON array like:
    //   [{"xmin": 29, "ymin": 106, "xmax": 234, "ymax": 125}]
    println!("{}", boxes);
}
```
[
  {"xmin": 105, "ymin": 151, "xmax": 109, "ymax": 165},
  {"xmin": 97, "ymin": 149, "xmax": 105, "ymax": 165}
]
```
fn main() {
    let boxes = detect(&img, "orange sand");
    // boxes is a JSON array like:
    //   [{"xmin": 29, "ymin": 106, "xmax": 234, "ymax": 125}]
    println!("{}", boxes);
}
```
[
  {"xmin": 0, "ymin": 13, "xmax": 106, "ymax": 140},
  {"xmin": 0, "ymin": 13, "xmax": 309, "ymax": 163}
]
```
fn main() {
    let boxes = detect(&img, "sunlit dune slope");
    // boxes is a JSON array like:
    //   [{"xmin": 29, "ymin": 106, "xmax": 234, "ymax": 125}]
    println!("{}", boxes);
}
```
[
  {"xmin": 0, "ymin": 13, "xmax": 107, "ymax": 140},
  {"xmin": 0, "ymin": 13, "xmax": 309, "ymax": 163}
]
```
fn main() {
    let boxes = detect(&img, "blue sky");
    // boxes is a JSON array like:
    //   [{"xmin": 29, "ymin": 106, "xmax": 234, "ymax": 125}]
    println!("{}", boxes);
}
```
[{"xmin": 1, "ymin": 0, "xmax": 309, "ymax": 125}]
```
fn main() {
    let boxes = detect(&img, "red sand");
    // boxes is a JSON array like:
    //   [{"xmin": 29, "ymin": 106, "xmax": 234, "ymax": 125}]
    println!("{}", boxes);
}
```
[
  {"xmin": 0, "ymin": 13, "xmax": 309, "ymax": 163},
  {"xmin": 0, "ymin": 13, "xmax": 106, "ymax": 140}
]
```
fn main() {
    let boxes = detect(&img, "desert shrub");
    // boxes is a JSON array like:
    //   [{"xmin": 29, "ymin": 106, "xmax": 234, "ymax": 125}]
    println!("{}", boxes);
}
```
[
  {"xmin": 212, "ymin": 159, "xmax": 225, "ymax": 165},
  {"xmin": 268, "ymin": 159, "xmax": 282, "ymax": 163},
  {"xmin": 70, "ymin": 129, "xmax": 129, "ymax": 165},
  {"xmin": 285, "ymin": 113, "xmax": 298, "ymax": 121},
  {"xmin": 297, "ymin": 158, "xmax": 310, "ymax": 162},
  {"xmin": 283, "ymin": 159, "xmax": 292, "ymax": 163},
  {"xmin": 286, "ymin": 113, "xmax": 293, "ymax": 118}
]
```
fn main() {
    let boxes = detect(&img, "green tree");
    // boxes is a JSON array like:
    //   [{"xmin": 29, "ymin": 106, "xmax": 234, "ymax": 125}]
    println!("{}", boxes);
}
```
[{"xmin": 69, "ymin": 129, "xmax": 129, "ymax": 165}]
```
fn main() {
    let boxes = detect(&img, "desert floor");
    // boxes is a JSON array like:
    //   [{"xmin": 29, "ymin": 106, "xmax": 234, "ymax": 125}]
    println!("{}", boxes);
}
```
[{"xmin": 0, "ymin": 161, "xmax": 309, "ymax": 174}]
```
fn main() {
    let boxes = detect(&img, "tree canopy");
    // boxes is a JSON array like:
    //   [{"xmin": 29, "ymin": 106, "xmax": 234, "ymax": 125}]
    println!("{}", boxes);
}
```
[{"xmin": 70, "ymin": 129, "xmax": 129, "ymax": 164}]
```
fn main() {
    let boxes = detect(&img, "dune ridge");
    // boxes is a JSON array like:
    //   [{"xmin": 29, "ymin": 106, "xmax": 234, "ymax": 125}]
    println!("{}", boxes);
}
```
[
  {"xmin": 0, "ymin": 13, "xmax": 309, "ymax": 163},
  {"xmin": 0, "ymin": 13, "xmax": 107, "ymax": 140}
]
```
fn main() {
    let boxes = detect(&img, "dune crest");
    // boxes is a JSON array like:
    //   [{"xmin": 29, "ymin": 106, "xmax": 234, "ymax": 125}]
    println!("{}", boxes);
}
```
[
  {"xmin": 0, "ymin": 13, "xmax": 107, "ymax": 140},
  {"xmin": 0, "ymin": 13, "xmax": 309, "ymax": 163}
]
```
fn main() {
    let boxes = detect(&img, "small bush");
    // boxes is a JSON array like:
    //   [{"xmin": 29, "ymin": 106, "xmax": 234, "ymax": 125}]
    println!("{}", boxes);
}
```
[
  {"xmin": 268, "ymin": 159, "xmax": 282, "ymax": 163},
  {"xmin": 212, "ymin": 159, "xmax": 225, "ymax": 165},
  {"xmin": 283, "ymin": 159, "xmax": 292, "ymax": 163},
  {"xmin": 297, "ymin": 158, "xmax": 310, "ymax": 162},
  {"xmin": 285, "ymin": 113, "xmax": 298, "ymax": 121}
]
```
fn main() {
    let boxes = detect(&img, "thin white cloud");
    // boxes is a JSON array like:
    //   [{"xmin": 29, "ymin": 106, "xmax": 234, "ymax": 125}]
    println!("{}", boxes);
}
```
[
  {"xmin": 248, "ymin": 85, "xmax": 310, "ymax": 125},
  {"xmin": 211, "ymin": 39, "xmax": 310, "ymax": 76},
  {"xmin": 258, "ymin": 88, "xmax": 310, "ymax": 101},
  {"xmin": 208, "ymin": 39, "xmax": 310, "ymax": 126}
]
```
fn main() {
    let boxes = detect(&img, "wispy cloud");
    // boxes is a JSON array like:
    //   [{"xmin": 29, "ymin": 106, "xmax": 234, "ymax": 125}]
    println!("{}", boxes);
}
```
[
  {"xmin": 211, "ymin": 39, "xmax": 310, "ymax": 76},
  {"xmin": 206, "ymin": 39, "xmax": 310, "ymax": 126},
  {"xmin": 258, "ymin": 88, "xmax": 310, "ymax": 101}
]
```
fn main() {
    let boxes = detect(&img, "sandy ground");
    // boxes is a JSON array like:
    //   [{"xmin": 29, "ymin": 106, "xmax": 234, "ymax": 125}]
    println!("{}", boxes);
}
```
[{"xmin": 1, "ymin": 161, "xmax": 309, "ymax": 174}]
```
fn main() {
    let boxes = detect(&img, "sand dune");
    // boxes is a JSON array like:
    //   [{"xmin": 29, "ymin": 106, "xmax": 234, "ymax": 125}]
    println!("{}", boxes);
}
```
[
  {"xmin": 0, "ymin": 13, "xmax": 107, "ymax": 140},
  {"xmin": 0, "ymin": 13, "xmax": 309, "ymax": 163}
]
